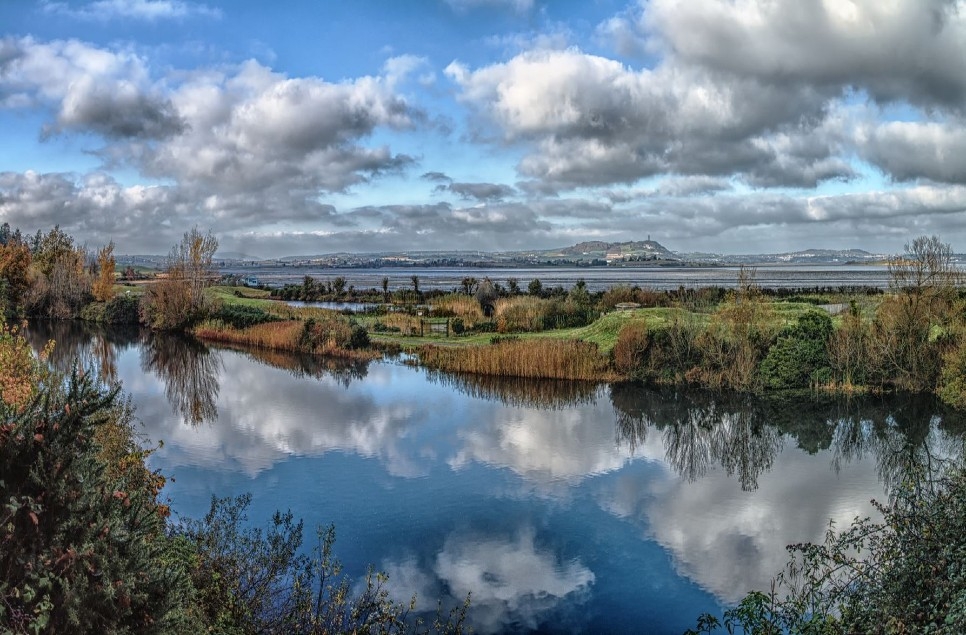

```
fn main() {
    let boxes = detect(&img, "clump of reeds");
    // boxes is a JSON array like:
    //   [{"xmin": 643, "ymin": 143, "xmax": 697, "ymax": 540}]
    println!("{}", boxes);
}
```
[
  {"xmin": 417, "ymin": 338, "xmax": 614, "ymax": 381},
  {"xmin": 194, "ymin": 315, "xmax": 377, "ymax": 360},
  {"xmin": 493, "ymin": 296, "xmax": 545, "ymax": 332},
  {"xmin": 378, "ymin": 312, "xmax": 423, "ymax": 335},
  {"xmin": 194, "ymin": 320, "xmax": 302, "ymax": 351},
  {"xmin": 432, "ymin": 294, "xmax": 485, "ymax": 325}
]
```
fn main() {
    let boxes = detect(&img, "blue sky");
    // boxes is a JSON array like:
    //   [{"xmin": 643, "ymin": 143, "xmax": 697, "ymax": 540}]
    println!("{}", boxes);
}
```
[{"xmin": 2, "ymin": 0, "xmax": 966, "ymax": 257}]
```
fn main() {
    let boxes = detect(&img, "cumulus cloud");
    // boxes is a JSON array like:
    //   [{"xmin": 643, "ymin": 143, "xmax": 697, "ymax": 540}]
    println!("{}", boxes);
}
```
[
  {"xmin": 0, "ymin": 36, "xmax": 184, "ymax": 139},
  {"xmin": 446, "ymin": 49, "xmax": 839, "ymax": 190},
  {"xmin": 41, "ymin": 0, "xmax": 221, "ymax": 21},
  {"xmin": 645, "ymin": 0, "xmax": 966, "ymax": 110}
]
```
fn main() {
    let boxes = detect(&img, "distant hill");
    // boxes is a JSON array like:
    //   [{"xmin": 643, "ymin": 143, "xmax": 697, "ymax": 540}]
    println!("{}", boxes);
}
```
[{"xmin": 550, "ymin": 240, "xmax": 678, "ymax": 261}]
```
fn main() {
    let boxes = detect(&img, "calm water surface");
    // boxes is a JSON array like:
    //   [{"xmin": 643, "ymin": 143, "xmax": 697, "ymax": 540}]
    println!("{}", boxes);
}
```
[
  {"xmin": 28, "ymin": 322, "xmax": 966, "ymax": 634},
  {"xmin": 221, "ymin": 264, "xmax": 893, "ymax": 292}
]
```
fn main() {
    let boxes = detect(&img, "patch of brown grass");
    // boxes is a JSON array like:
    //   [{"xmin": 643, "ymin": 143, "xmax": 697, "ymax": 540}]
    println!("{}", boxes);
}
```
[{"xmin": 417, "ymin": 338, "xmax": 615, "ymax": 381}]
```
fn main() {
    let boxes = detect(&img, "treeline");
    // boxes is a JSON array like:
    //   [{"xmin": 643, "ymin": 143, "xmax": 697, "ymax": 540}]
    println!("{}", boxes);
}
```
[
  {"xmin": 613, "ymin": 237, "xmax": 966, "ymax": 408},
  {"xmin": 0, "ymin": 318, "xmax": 467, "ymax": 633},
  {"xmin": 0, "ymin": 223, "xmax": 217, "ymax": 331}
]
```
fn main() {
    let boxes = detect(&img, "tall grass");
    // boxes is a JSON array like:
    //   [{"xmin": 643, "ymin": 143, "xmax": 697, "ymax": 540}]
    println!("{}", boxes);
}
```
[
  {"xmin": 194, "ymin": 316, "xmax": 377, "ymax": 360},
  {"xmin": 431, "ymin": 294, "xmax": 485, "ymax": 325},
  {"xmin": 417, "ymin": 338, "xmax": 615, "ymax": 381},
  {"xmin": 493, "ymin": 296, "xmax": 545, "ymax": 332}
]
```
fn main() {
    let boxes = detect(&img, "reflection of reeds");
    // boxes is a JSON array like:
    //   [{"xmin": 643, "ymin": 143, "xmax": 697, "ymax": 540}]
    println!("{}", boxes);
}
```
[
  {"xmin": 425, "ymin": 369, "xmax": 601, "ymax": 409},
  {"xmin": 208, "ymin": 341, "xmax": 370, "ymax": 388},
  {"xmin": 417, "ymin": 339, "xmax": 614, "ymax": 381}
]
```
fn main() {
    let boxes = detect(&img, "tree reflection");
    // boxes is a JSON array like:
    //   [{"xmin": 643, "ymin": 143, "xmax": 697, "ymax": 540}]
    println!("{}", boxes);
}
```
[
  {"xmin": 610, "ymin": 383, "xmax": 966, "ymax": 493},
  {"xmin": 141, "ymin": 333, "xmax": 222, "ymax": 425},
  {"xmin": 425, "ymin": 370, "xmax": 601, "ymax": 409},
  {"xmin": 25, "ymin": 319, "xmax": 141, "ymax": 382}
]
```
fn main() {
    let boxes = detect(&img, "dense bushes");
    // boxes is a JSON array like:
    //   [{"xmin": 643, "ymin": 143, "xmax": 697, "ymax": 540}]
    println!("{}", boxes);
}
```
[
  {"xmin": 0, "ymin": 370, "xmax": 194, "ymax": 633},
  {"xmin": 758, "ymin": 311, "xmax": 833, "ymax": 389},
  {"xmin": 211, "ymin": 303, "xmax": 280, "ymax": 329},
  {"xmin": 689, "ymin": 466, "xmax": 966, "ymax": 634}
]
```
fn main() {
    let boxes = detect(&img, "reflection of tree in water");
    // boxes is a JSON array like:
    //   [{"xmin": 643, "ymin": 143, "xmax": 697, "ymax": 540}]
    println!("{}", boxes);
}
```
[
  {"xmin": 610, "ymin": 384, "xmax": 782, "ymax": 490},
  {"xmin": 25, "ymin": 319, "xmax": 142, "ymax": 382},
  {"xmin": 610, "ymin": 382, "xmax": 966, "ymax": 494},
  {"xmin": 209, "ymin": 342, "xmax": 369, "ymax": 388},
  {"xmin": 141, "ymin": 333, "xmax": 222, "ymax": 425},
  {"xmin": 425, "ymin": 370, "xmax": 601, "ymax": 410},
  {"xmin": 829, "ymin": 395, "xmax": 966, "ymax": 497}
]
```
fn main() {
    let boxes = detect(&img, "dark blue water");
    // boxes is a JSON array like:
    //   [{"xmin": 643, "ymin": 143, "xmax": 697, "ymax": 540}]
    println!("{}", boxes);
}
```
[{"xmin": 26, "ymin": 322, "xmax": 966, "ymax": 634}]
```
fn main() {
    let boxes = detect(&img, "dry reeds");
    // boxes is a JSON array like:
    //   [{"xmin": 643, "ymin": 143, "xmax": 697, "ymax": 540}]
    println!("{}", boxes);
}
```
[
  {"xmin": 417, "ymin": 338, "xmax": 614, "ymax": 381},
  {"xmin": 493, "ymin": 296, "xmax": 545, "ymax": 332},
  {"xmin": 432, "ymin": 295, "xmax": 485, "ymax": 325},
  {"xmin": 194, "ymin": 320, "xmax": 302, "ymax": 351},
  {"xmin": 379, "ymin": 312, "xmax": 423, "ymax": 335}
]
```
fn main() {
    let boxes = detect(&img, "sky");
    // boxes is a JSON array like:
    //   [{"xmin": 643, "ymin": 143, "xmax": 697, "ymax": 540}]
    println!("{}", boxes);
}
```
[{"xmin": 1, "ymin": 0, "xmax": 966, "ymax": 258}]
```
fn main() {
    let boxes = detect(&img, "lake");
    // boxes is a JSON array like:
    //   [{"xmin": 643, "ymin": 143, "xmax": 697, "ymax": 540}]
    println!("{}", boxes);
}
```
[
  {"xmin": 220, "ymin": 264, "xmax": 894, "ymax": 292},
  {"xmin": 26, "ymin": 321, "xmax": 966, "ymax": 634}
]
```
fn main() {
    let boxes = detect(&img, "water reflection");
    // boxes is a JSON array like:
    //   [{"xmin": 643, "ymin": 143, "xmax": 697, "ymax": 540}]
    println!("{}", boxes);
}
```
[
  {"xmin": 23, "ymin": 324, "xmax": 966, "ymax": 631},
  {"xmin": 25, "ymin": 319, "xmax": 141, "ymax": 381},
  {"xmin": 378, "ymin": 526, "xmax": 595, "ymax": 633},
  {"xmin": 140, "ymin": 333, "xmax": 223, "ymax": 426},
  {"xmin": 217, "ymin": 342, "xmax": 369, "ymax": 388},
  {"xmin": 610, "ymin": 383, "xmax": 966, "ymax": 493},
  {"xmin": 425, "ymin": 370, "xmax": 601, "ymax": 410}
]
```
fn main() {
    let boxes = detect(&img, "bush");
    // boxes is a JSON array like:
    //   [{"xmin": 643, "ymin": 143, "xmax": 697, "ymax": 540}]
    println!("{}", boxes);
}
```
[
  {"xmin": 212, "ymin": 304, "xmax": 279, "ymax": 329},
  {"xmin": 689, "ymin": 466, "xmax": 966, "ymax": 634},
  {"xmin": 451, "ymin": 317, "xmax": 465, "ymax": 335},
  {"xmin": 0, "ymin": 370, "xmax": 195, "ymax": 633},
  {"xmin": 758, "ymin": 310, "xmax": 833, "ymax": 389},
  {"xmin": 105, "ymin": 294, "xmax": 141, "ymax": 324},
  {"xmin": 612, "ymin": 322, "xmax": 650, "ymax": 377},
  {"xmin": 348, "ymin": 324, "xmax": 370, "ymax": 349}
]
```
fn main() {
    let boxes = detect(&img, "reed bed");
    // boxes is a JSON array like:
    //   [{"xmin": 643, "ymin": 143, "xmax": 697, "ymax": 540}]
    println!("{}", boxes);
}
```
[
  {"xmin": 195, "ymin": 320, "xmax": 302, "ymax": 350},
  {"xmin": 431, "ymin": 294, "xmax": 485, "ymax": 325},
  {"xmin": 378, "ymin": 312, "xmax": 423, "ymax": 335},
  {"xmin": 417, "ymin": 338, "xmax": 615, "ymax": 381},
  {"xmin": 194, "ymin": 318, "xmax": 378, "ymax": 360},
  {"xmin": 493, "ymin": 296, "xmax": 545, "ymax": 332}
]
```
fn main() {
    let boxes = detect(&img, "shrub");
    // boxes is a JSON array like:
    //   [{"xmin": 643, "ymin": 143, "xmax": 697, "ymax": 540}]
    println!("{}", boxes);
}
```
[
  {"xmin": 212, "ymin": 304, "xmax": 279, "ymax": 329},
  {"xmin": 612, "ymin": 322, "xmax": 650, "ymax": 377},
  {"xmin": 451, "ymin": 317, "xmax": 465, "ymax": 335},
  {"xmin": 105, "ymin": 294, "xmax": 141, "ymax": 324},
  {"xmin": 758, "ymin": 310, "xmax": 833, "ymax": 389},
  {"xmin": 0, "ymin": 370, "xmax": 195, "ymax": 633},
  {"xmin": 348, "ymin": 324, "xmax": 370, "ymax": 349}
]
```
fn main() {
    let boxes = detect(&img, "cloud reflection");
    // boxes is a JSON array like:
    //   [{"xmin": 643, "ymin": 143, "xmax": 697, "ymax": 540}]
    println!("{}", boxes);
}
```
[{"xmin": 378, "ymin": 527, "xmax": 594, "ymax": 634}]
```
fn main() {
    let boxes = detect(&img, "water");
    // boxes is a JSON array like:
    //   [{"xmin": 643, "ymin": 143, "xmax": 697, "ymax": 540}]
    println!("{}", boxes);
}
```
[
  {"xmin": 26, "ymin": 321, "xmax": 966, "ymax": 634},
  {"xmin": 220, "ymin": 264, "xmax": 893, "ymax": 292}
]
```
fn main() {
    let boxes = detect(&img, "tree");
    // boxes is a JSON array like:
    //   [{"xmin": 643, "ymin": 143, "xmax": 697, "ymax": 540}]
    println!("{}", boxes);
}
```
[
  {"xmin": 92, "ymin": 241, "xmax": 116, "ymax": 302},
  {"xmin": 411, "ymin": 275, "xmax": 421, "ymax": 299},
  {"xmin": 875, "ymin": 235, "xmax": 960, "ymax": 391},
  {"xmin": 0, "ymin": 240, "xmax": 31, "ymax": 318},
  {"xmin": 332, "ymin": 276, "xmax": 347, "ymax": 297},
  {"xmin": 461, "ymin": 277, "xmax": 478, "ymax": 295},
  {"xmin": 528, "ymin": 278, "xmax": 543, "ymax": 297},
  {"xmin": 506, "ymin": 277, "xmax": 520, "ymax": 296},
  {"xmin": 382, "ymin": 276, "xmax": 390, "ymax": 303},
  {"xmin": 23, "ymin": 227, "xmax": 91, "ymax": 319},
  {"xmin": 141, "ymin": 228, "xmax": 218, "ymax": 331}
]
